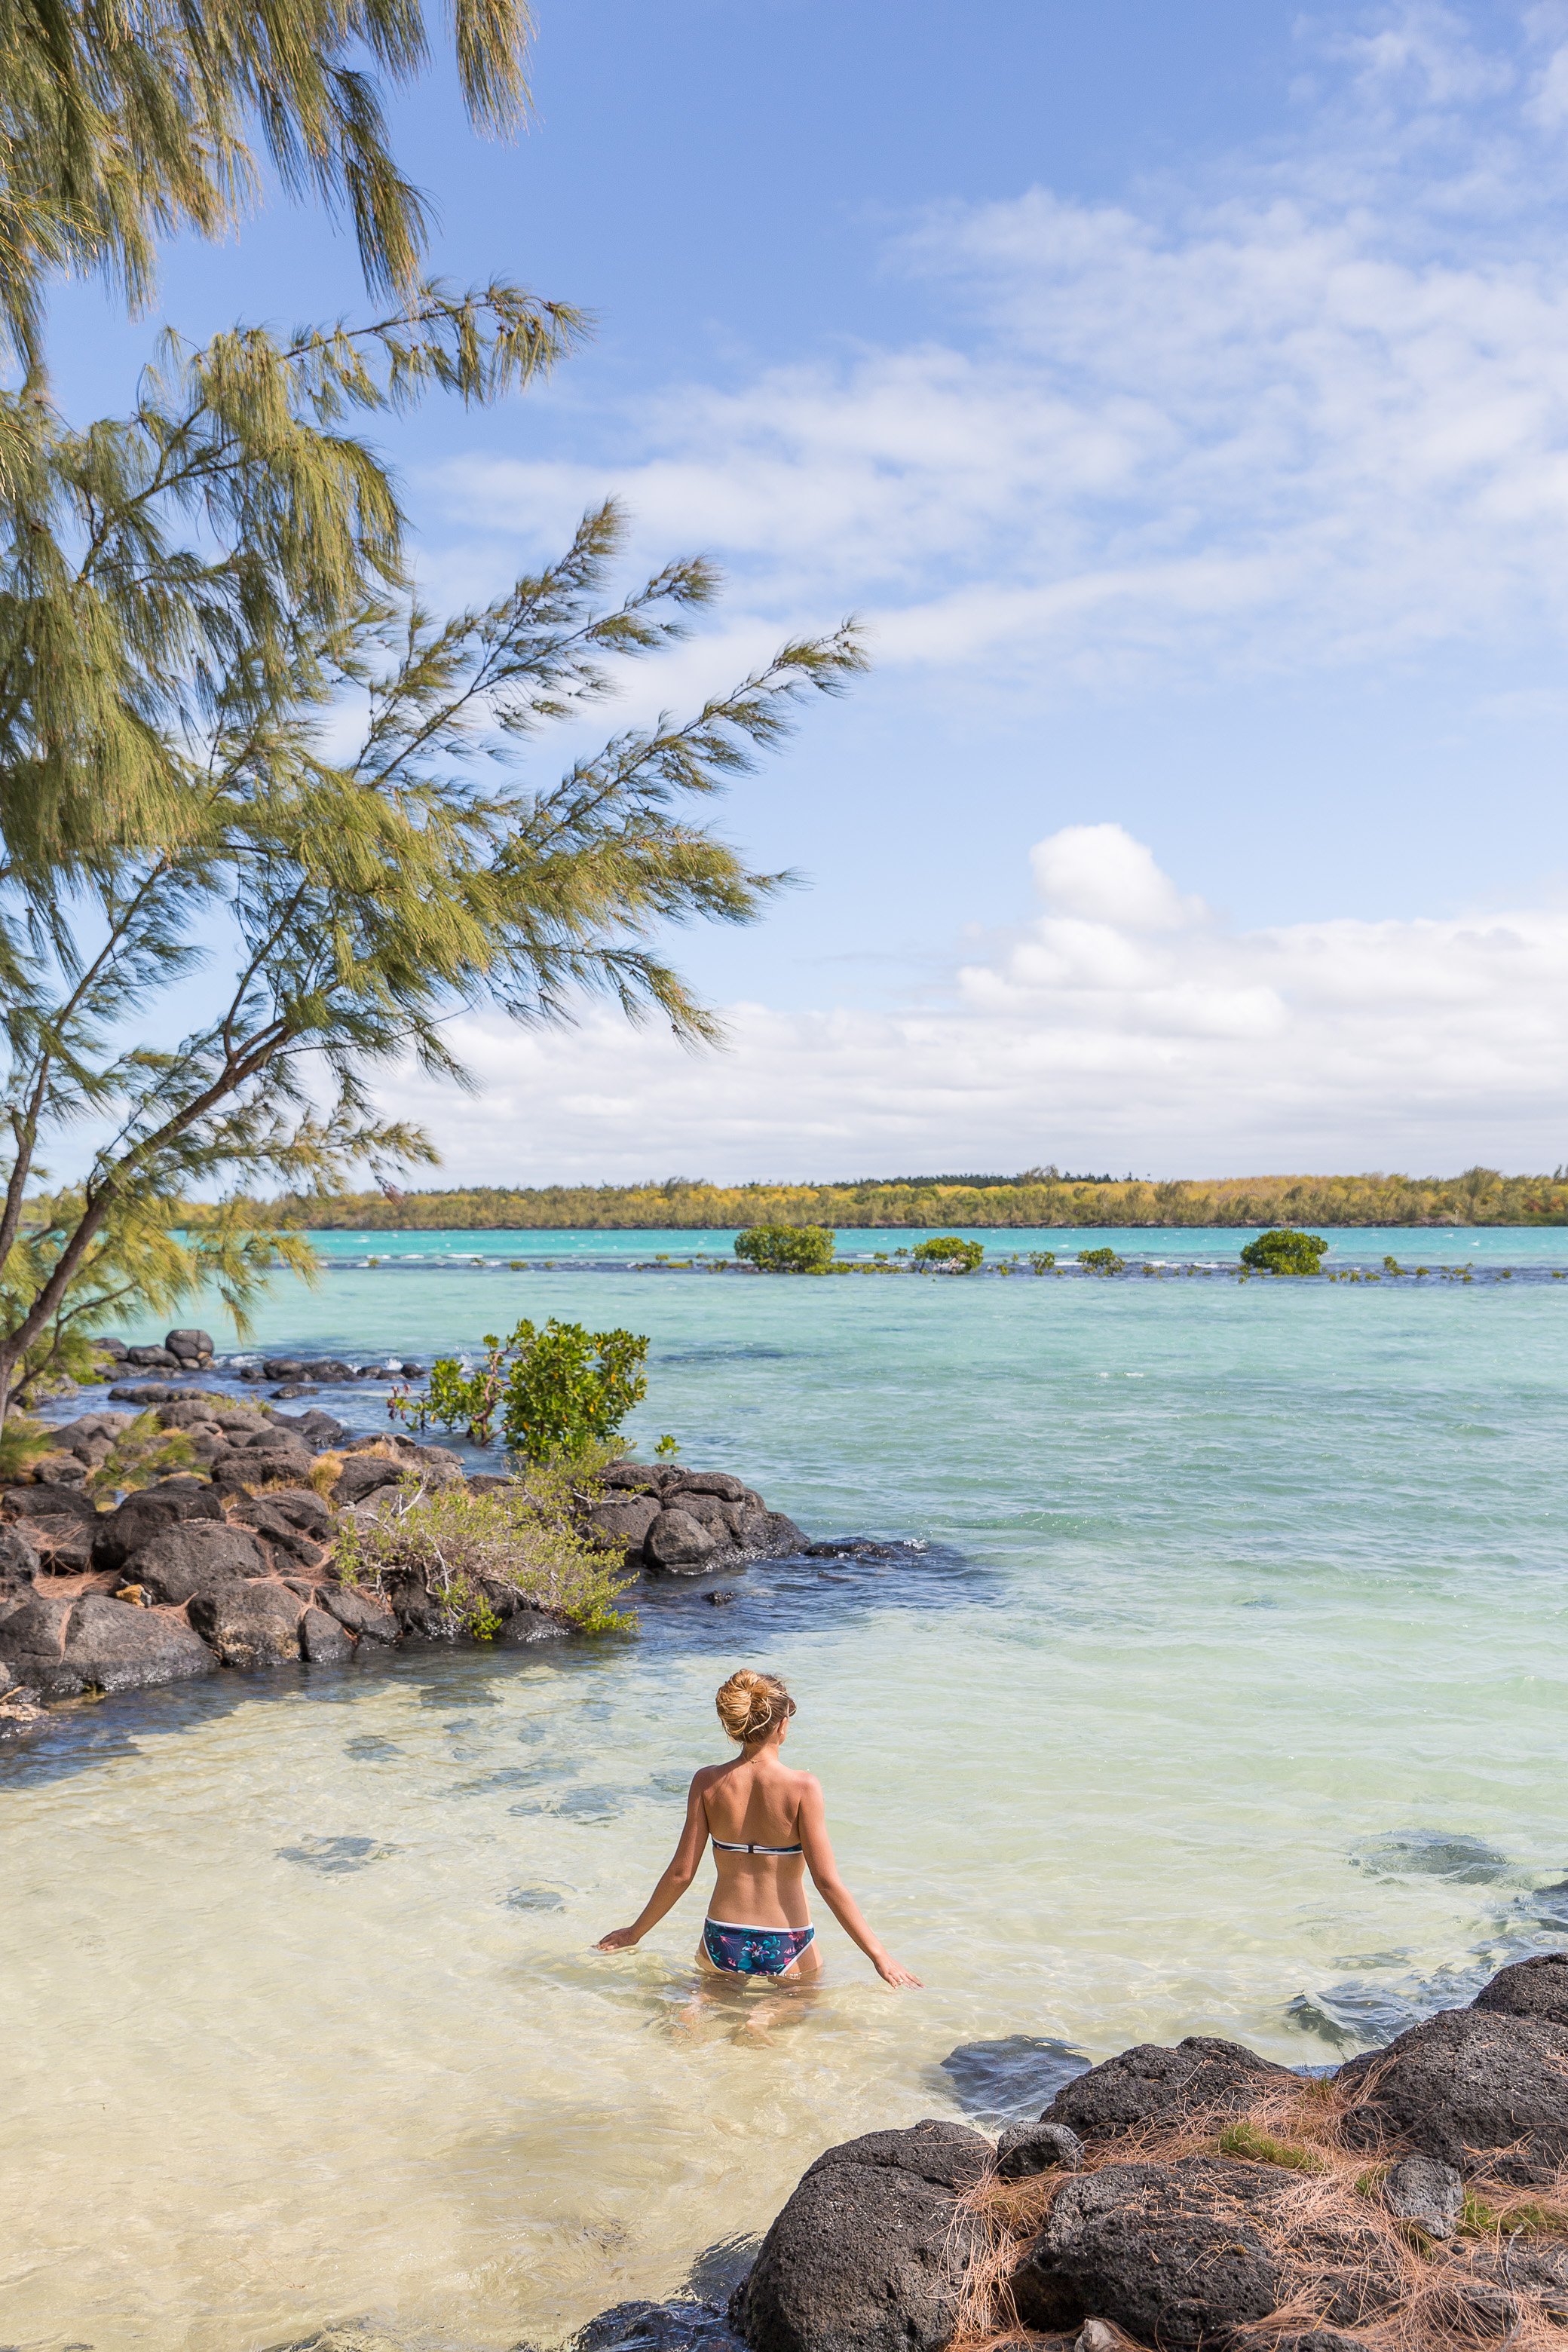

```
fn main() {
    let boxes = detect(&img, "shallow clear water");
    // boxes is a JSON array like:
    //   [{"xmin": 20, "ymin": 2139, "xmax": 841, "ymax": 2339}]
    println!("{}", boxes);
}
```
[{"xmin": 5, "ymin": 1233, "xmax": 1568, "ymax": 2351}]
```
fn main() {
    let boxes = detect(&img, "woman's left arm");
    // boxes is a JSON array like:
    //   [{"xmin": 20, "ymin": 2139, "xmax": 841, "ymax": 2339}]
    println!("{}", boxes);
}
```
[{"xmin": 594, "ymin": 1775, "xmax": 711, "ymax": 1950}]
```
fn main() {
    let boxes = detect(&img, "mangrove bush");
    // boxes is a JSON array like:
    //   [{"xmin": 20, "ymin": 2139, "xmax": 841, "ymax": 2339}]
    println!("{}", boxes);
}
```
[
  {"xmin": 911, "ymin": 1236, "xmax": 985, "ymax": 1272},
  {"xmin": 394, "ymin": 1318, "xmax": 648, "ymax": 1460},
  {"xmin": 733, "ymin": 1225, "xmax": 836, "ymax": 1274},
  {"xmin": 1239, "ymin": 1230, "xmax": 1329, "ymax": 1276}
]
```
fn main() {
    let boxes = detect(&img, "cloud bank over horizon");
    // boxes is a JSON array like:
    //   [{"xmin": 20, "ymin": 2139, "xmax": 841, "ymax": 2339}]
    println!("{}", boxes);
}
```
[{"xmin": 378, "ymin": 822, "xmax": 1568, "ymax": 1185}]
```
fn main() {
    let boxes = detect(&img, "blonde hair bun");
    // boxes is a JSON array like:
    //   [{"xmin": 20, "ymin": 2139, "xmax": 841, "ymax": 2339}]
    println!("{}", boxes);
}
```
[{"xmin": 716, "ymin": 1668, "xmax": 795, "ymax": 1744}]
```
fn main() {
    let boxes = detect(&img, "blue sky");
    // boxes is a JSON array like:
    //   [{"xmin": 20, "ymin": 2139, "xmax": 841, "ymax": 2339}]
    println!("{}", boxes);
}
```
[{"xmin": 44, "ymin": 2, "xmax": 1568, "ymax": 1179}]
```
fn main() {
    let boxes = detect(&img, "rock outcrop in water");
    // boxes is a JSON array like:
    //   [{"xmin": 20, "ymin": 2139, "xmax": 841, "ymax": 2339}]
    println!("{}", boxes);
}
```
[
  {"xmin": 559, "ymin": 1955, "xmax": 1568, "ymax": 2352},
  {"xmin": 0, "ymin": 1389, "xmax": 820, "ymax": 1727}
]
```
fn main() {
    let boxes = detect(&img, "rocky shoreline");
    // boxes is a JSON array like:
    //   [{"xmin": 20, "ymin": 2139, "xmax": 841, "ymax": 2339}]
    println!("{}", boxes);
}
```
[
  {"xmin": 0, "ymin": 1334, "xmax": 822, "ymax": 1732},
  {"xmin": 547, "ymin": 1950, "xmax": 1568, "ymax": 2352},
  {"xmin": 265, "ymin": 1951, "xmax": 1568, "ymax": 2352}
]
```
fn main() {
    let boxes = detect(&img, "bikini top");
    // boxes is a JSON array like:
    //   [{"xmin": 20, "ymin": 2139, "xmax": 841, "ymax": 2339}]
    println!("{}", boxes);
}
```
[{"xmin": 710, "ymin": 1838, "xmax": 803, "ymax": 1854}]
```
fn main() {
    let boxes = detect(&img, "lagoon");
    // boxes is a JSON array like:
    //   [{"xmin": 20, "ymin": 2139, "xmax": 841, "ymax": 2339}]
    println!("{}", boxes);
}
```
[{"xmin": 5, "ymin": 1230, "xmax": 1568, "ymax": 2350}]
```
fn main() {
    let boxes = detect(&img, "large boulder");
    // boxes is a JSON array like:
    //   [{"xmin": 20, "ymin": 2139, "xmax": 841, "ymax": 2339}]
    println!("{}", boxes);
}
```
[
  {"xmin": 332, "ymin": 1455, "xmax": 406, "ymax": 1508},
  {"xmin": 993, "ymin": 2121, "xmax": 1083, "ymax": 2181},
  {"xmin": 2, "ymin": 1480, "xmax": 100, "ymax": 1522},
  {"xmin": 495, "ymin": 1604, "xmax": 571, "ymax": 1646},
  {"xmin": 319, "ymin": 1585, "xmax": 400, "ymax": 1644},
  {"xmin": 233, "ymin": 1493, "xmax": 329, "ymax": 1567},
  {"xmin": 1380, "ymin": 2153, "xmax": 1462, "ymax": 2240},
  {"xmin": 1009, "ymin": 2156, "xmax": 1285, "ymax": 2343},
  {"xmin": 673, "ymin": 1493, "xmax": 747, "ymax": 1545},
  {"xmin": 0, "ymin": 1591, "xmax": 69, "ymax": 1683},
  {"xmin": 667, "ymin": 1472, "xmax": 752, "ymax": 1503},
  {"xmin": 729, "ymin": 2120, "xmax": 988, "ymax": 2352},
  {"xmin": 1042, "ymin": 2035, "xmax": 1294, "ymax": 2143},
  {"xmin": 587, "ymin": 1493, "xmax": 662, "ymax": 1558},
  {"xmin": 211, "ymin": 1438, "xmax": 316, "ymax": 1487},
  {"xmin": 1339, "ymin": 2004, "xmax": 1568, "ymax": 2181},
  {"xmin": 299, "ymin": 1604, "xmax": 354, "ymax": 1662},
  {"xmin": 188, "ymin": 1578, "xmax": 302, "ymax": 1666},
  {"xmin": 0, "ymin": 1525, "xmax": 38, "ymax": 1609},
  {"xmin": 164, "ymin": 1328, "xmax": 214, "ymax": 1363},
  {"xmin": 2, "ymin": 1485, "xmax": 100, "ymax": 1569},
  {"xmin": 256, "ymin": 1487, "xmax": 334, "ymax": 1539},
  {"xmin": 125, "ymin": 1343, "xmax": 178, "ymax": 1367},
  {"xmin": 1473, "ymin": 1950, "xmax": 1568, "ymax": 2029},
  {"xmin": 740, "ymin": 1509, "xmax": 809, "ymax": 1557},
  {"xmin": 645, "ymin": 1508, "xmax": 719, "ymax": 1573},
  {"xmin": 602, "ymin": 1461, "xmax": 671, "ymax": 1494},
  {"xmin": 118, "ymin": 1520, "xmax": 268, "ymax": 1605},
  {"xmin": 0, "ymin": 1589, "xmax": 216, "ymax": 1695},
  {"xmin": 46, "ymin": 1410, "xmax": 136, "ymax": 1466},
  {"xmin": 91, "ymin": 1482, "xmax": 222, "ymax": 1573}
]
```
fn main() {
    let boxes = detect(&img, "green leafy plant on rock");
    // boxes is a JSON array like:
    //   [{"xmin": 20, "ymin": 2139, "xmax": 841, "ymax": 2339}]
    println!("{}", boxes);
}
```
[
  {"xmin": 394, "ymin": 1318, "xmax": 648, "ymax": 1462},
  {"xmin": 1239, "ymin": 1230, "xmax": 1329, "ymax": 1276},
  {"xmin": 733, "ymin": 1225, "xmax": 837, "ymax": 1274},
  {"xmin": 911, "ymin": 1236, "xmax": 985, "ymax": 1272},
  {"xmin": 0, "ymin": 1411, "xmax": 52, "ymax": 1483},
  {"xmin": 87, "ymin": 1413, "xmax": 198, "ymax": 1494},
  {"xmin": 1077, "ymin": 1247, "xmax": 1126, "ymax": 1276}
]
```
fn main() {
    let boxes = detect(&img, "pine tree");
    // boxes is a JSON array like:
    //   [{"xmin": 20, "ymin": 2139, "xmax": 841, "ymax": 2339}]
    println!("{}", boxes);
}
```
[
  {"xmin": 0, "ymin": 311, "xmax": 865, "ymax": 1416},
  {"xmin": 0, "ymin": 0, "xmax": 535, "ymax": 371}
]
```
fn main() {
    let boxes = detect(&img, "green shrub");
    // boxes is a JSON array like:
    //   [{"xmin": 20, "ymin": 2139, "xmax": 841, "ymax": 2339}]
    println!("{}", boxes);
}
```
[
  {"xmin": 0, "ymin": 1411, "xmax": 53, "ymax": 1483},
  {"xmin": 1029, "ymin": 1251, "xmax": 1057, "ymax": 1274},
  {"xmin": 1077, "ymin": 1247, "xmax": 1125, "ymax": 1275},
  {"xmin": 394, "ymin": 1317, "xmax": 648, "ymax": 1459},
  {"xmin": 1239, "ymin": 1229, "xmax": 1328, "ymax": 1276},
  {"xmin": 333, "ymin": 1465, "xmax": 635, "ymax": 1637},
  {"xmin": 87, "ymin": 1411, "xmax": 198, "ymax": 1493},
  {"xmin": 911, "ymin": 1236, "xmax": 985, "ymax": 1272},
  {"xmin": 733, "ymin": 1223, "xmax": 836, "ymax": 1273}
]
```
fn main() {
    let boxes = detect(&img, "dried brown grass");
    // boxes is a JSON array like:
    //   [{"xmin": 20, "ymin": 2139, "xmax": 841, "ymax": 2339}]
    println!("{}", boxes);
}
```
[{"xmin": 947, "ymin": 2069, "xmax": 1568, "ymax": 2352}]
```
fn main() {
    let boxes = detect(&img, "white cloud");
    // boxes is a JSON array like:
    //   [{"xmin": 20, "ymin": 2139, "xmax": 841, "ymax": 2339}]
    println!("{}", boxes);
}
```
[
  {"xmin": 378, "ymin": 825, "xmax": 1568, "ymax": 1183},
  {"xmin": 430, "ymin": 8, "xmax": 1568, "ymax": 698}
]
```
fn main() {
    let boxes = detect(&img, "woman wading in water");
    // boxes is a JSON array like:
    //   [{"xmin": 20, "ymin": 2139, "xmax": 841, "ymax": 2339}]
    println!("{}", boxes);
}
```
[{"xmin": 595, "ymin": 1669, "xmax": 920, "ymax": 1987}]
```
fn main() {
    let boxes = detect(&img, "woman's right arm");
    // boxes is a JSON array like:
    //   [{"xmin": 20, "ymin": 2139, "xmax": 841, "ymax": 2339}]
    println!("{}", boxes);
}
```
[
  {"xmin": 798, "ymin": 1775, "xmax": 922, "ymax": 1987},
  {"xmin": 594, "ymin": 1774, "xmax": 711, "ymax": 1951}
]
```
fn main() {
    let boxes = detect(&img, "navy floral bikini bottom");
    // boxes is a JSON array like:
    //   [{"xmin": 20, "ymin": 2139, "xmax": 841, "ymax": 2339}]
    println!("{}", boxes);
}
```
[{"xmin": 703, "ymin": 1919, "xmax": 816, "ymax": 1976}]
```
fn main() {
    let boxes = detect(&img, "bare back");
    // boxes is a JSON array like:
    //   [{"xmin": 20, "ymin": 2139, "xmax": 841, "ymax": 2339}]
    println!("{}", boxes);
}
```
[{"xmin": 697, "ymin": 1750, "xmax": 816, "ymax": 1929}]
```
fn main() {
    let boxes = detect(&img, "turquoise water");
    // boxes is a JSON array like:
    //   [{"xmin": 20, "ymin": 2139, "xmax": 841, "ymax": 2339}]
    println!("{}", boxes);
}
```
[
  {"xmin": 275, "ymin": 1220, "xmax": 1568, "ymax": 1269},
  {"xmin": 5, "ymin": 1231, "xmax": 1568, "ymax": 2350}
]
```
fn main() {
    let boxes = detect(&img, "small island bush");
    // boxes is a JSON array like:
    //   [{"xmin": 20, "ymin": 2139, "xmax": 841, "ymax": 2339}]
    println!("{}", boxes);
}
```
[
  {"xmin": 1078, "ymin": 1247, "xmax": 1125, "ymax": 1275},
  {"xmin": 911, "ymin": 1236, "xmax": 985, "ymax": 1272},
  {"xmin": 1239, "ymin": 1229, "xmax": 1328, "ymax": 1276},
  {"xmin": 733, "ymin": 1225, "xmax": 837, "ymax": 1274}
]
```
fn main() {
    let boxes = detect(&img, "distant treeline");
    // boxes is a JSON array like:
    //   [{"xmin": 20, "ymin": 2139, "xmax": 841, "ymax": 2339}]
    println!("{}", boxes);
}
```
[{"xmin": 204, "ymin": 1167, "xmax": 1568, "ymax": 1230}]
